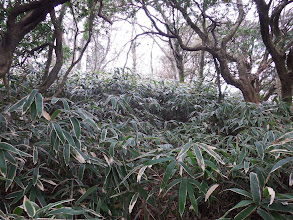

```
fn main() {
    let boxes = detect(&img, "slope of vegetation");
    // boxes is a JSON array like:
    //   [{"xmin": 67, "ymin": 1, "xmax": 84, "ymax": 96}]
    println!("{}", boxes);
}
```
[{"xmin": 0, "ymin": 72, "xmax": 292, "ymax": 219}]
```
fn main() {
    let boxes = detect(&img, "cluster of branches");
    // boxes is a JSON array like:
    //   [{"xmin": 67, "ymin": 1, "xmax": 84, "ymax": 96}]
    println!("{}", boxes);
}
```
[
  {"xmin": 132, "ymin": 0, "xmax": 293, "ymax": 104},
  {"xmin": 0, "ymin": 0, "xmax": 292, "ymax": 105},
  {"xmin": 0, "ymin": 0, "xmax": 113, "ymax": 98}
]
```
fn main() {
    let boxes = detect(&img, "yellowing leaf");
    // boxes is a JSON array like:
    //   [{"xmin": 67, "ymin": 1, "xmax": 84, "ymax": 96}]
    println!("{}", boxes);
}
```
[
  {"xmin": 75, "ymin": 152, "xmax": 86, "ymax": 164},
  {"xmin": 42, "ymin": 110, "xmax": 51, "ymax": 121},
  {"xmin": 267, "ymin": 187, "xmax": 275, "ymax": 205},
  {"xmin": 205, "ymin": 184, "xmax": 219, "ymax": 202}
]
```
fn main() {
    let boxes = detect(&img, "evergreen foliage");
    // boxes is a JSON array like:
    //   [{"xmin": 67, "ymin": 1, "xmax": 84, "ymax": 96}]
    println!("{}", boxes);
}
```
[{"xmin": 0, "ymin": 72, "xmax": 292, "ymax": 219}]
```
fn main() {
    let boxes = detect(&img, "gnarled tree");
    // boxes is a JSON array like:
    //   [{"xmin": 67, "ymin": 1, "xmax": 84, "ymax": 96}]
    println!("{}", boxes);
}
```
[
  {"xmin": 136, "ymin": 0, "xmax": 279, "ymax": 103},
  {"xmin": 0, "ymin": 0, "xmax": 69, "ymax": 81},
  {"xmin": 254, "ymin": 0, "xmax": 293, "ymax": 105}
]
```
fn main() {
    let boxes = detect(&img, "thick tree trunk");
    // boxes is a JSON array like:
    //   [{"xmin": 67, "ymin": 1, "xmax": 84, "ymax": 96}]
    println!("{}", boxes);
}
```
[
  {"xmin": 216, "ymin": 52, "xmax": 260, "ymax": 104},
  {"xmin": 0, "ymin": 0, "xmax": 69, "ymax": 80},
  {"xmin": 254, "ymin": 0, "xmax": 293, "ymax": 105}
]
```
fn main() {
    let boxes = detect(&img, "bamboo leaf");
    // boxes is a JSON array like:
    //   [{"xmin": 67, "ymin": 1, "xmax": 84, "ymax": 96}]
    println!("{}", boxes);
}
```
[
  {"xmin": 52, "ymin": 122, "xmax": 65, "ymax": 143},
  {"xmin": 144, "ymin": 157, "xmax": 172, "ymax": 166},
  {"xmin": 177, "ymin": 142, "xmax": 192, "ymax": 161},
  {"xmin": 64, "ymin": 144, "xmax": 70, "ymax": 165},
  {"xmin": 0, "ymin": 150, "xmax": 7, "ymax": 177},
  {"xmin": 255, "ymin": 141, "xmax": 264, "ymax": 160},
  {"xmin": 23, "ymin": 89, "xmax": 38, "ymax": 114},
  {"xmin": 205, "ymin": 184, "xmax": 219, "ymax": 202},
  {"xmin": 160, "ymin": 160, "xmax": 176, "ymax": 191},
  {"xmin": 33, "ymin": 167, "xmax": 39, "ymax": 186},
  {"xmin": 221, "ymin": 200, "xmax": 253, "ymax": 218},
  {"xmin": 30, "ymin": 101, "xmax": 37, "ymax": 121},
  {"xmin": 23, "ymin": 196, "xmax": 36, "ymax": 218},
  {"xmin": 63, "ymin": 130, "xmax": 76, "ymax": 147},
  {"xmin": 270, "ymin": 157, "xmax": 293, "ymax": 173},
  {"xmin": 70, "ymin": 117, "xmax": 81, "ymax": 139},
  {"xmin": 250, "ymin": 172, "xmax": 261, "ymax": 205},
  {"xmin": 179, "ymin": 179, "xmax": 187, "ymax": 216},
  {"xmin": 257, "ymin": 208, "xmax": 274, "ymax": 220},
  {"xmin": 75, "ymin": 185, "xmax": 98, "ymax": 207},
  {"xmin": 193, "ymin": 143, "xmax": 205, "ymax": 171},
  {"xmin": 35, "ymin": 92, "xmax": 43, "ymax": 117},
  {"xmin": 51, "ymin": 109, "xmax": 62, "ymax": 120},
  {"xmin": 197, "ymin": 143, "xmax": 225, "ymax": 165},
  {"xmin": 0, "ymin": 142, "xmax": 31, "ymax": 157},
  {"xmin": 36, "ymin": 199, "xmax": 74, "ymax": 215},
  {"xmin": 42, "ymin": 110, "xmax": 51, "ymax": 121},
  {"xmin": 129, "ymin": 192, "xmax": 139, "ymax": 214},
  {"xmin": 227, "ymin": 188, "xmax": 252, "ymax": 199},
  {"xmin": 234, "ymin": 204, "xmax": 256, "ymax": 220},
  {"xmin": 8, "ymin": 97, "xmax": 27, "ymax": 112},
  {"xmin": 187, "ymin": 182, "xmax": 198, "ymax": 215}
]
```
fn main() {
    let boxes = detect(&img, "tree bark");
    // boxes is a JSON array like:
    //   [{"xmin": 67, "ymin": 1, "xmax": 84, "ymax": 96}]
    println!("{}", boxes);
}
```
[
  {"xmin": 38, "ymin": 7, "xmax": 65, "ymax": 94},
  {"xmin": 0, "ymin": 0, "xmax": 69, "ymax": 80},
  {"xmin": 254, "ymin": 0, "xmax": 293, "ymax": 105}
]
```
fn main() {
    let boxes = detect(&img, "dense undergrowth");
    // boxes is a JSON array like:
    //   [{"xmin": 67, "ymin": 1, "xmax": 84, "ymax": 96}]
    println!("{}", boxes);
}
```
[{"xmin": 0, "ymin": 72, "xmax": 292, "ymax": 219}]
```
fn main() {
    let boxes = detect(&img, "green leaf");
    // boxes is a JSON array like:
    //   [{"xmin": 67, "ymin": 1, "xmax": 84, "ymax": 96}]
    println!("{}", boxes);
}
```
[
  {"xmin": 234, "ymin": 204, "xmax": 257, "ymax": 220},
  {"xmin": 52, "ymin": 122, "xmax": 65, "ymax": 143},
  {"xmin": 144, "ymin": 157, "xmax": 172, "ymax": 166},
  {"xmin": 222, "ymin": 200, "xmax": 253, "ymax": 218},
  {"xmin": 196, "ymin": 143, "xmax": 225, "ymax": 165},
  {"xmin": 177, "ymin": 142, "xmax": 192, "ymax": 160},
  {"xmin": 51, "ymin": 97, "xmax": 59, "ymax": 104},
  {"xmin": 13, "ymin": 207, "xmax": 23, "ymax": 216},
  {"xmin": 227, "ymin": 188, "xmax": 252, "ymax": 199},
  {"xmin": 23, "ymin": 89, "xmax": 38, "ymax": 114},
  {"xmin": 101, "ymin": 129, "xmax": 107, "ymax": 141},
  {"xmin": 63, "ymin": 130, "xmax": 76, "ymax": 147},
  {"xmin": 35, "ymin": 92, "xmax": 43, "ymax": 117},
  {"xmin": 187, "ymin": 182, "xmax": 198, "ymax": 215},
  {"xmin": 257, "ymin": 208, "xmax": 274, "ymax": 220},
  {"xmin": 160, "ymin": 160, "xmax": 176, "ymax": 191},
  {"xmin": 36, "ymin": 199, "xmax": 74, "ymax": 215},
  {"xmin": 8, "ymin": 97, "xmax": 27, "ymax": 112},
  {"xmin": 23, "ymin": 196, "xmax": 36, "ymax": 218},
  {"xmin": 179, "ymin": 179, "xmax": 187, "ymax": 216},
  {"xmin": 78, "ymin": 164, "xmax": 85, "ymax": 180},
  {"xmin": 64, "ymin": 144, "xmax": 70, "ymax": 165},
  {"xmin": 250, "ymin": 172, "xmax": 261, "ymax": 205},
  {"xmin": 0, "ymin": 150, "xmax": 7, "ymax": 176},
  {"xmin": 255, "ymin": 141, "xmax": 264, "ymax": 160},
  {"xmin": 33, "ymin": 147, "xmax": 38, "ymax": 165},
  {"xmin": 270, "ymin": 157, "xmax": 293, "ymax": 173},
  {"xmin": 193, "ymin": 143, "xmax": 205, "ymax": 171},
  {"xmin": 70, "ymin": 117, "xmax": 81, "ymax": 139},
  {"xmin": 0, "ymin": 142, "xmax": 31, "ymax": 157},
  {"xmin": 33, "ymin": 167, "xmax": 39, "ymax": 186},
  {"xmin": 129, "ymin": 192, "xmax": 139, "ymax": 214},
  {"xmin": 267, "ymin": 203, "xmax": 293, "ymax": 212},
  {"xmin": 30, "ymin": 101, "xmax": 37, "ymax": 121},
  {"xmin": 47, "ymin": 207, "xmax": 85, "ymax": 216},
  {"xmin": 75, "ymin": 185, "xmax": 98, "ymax": 207},
  {"xmin": 164, "ymin": 179, "xmax": 182, "ymax": 197},
  {"xmin": 51, "ymin": 109, "xmax": 62, "ymax": 120},
  {"xmin": 61, "ymin": 98, "xmax": 70, "ymax": 110}
]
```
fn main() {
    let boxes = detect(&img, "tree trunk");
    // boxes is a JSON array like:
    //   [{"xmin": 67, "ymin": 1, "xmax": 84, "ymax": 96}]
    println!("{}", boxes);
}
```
[
  {"xmin": 0, "ymin": 0, "xmax": 69, "ymax": 80},
  {"xmin": 169, "ymin": 39, "xmax": 184, "ymax": 82},
  {"xmin": 254, "ymin": 0, "xmax": 293, "ymax": 105},
  {"xmin": 38, "ymin": 8, "xmax": 64, "ymax": 94},
  {"xmin": 198, "ymin": 50, "xmax": 205, "ymax": 81}
]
